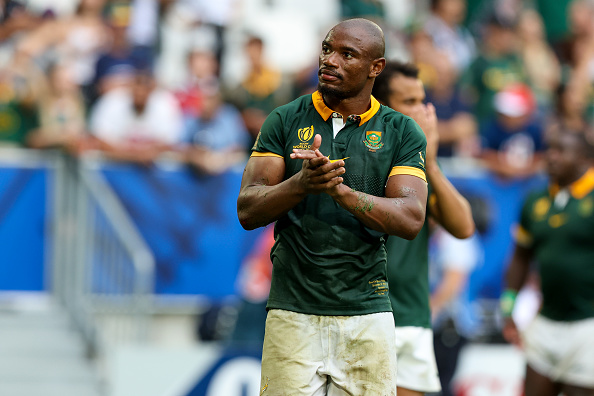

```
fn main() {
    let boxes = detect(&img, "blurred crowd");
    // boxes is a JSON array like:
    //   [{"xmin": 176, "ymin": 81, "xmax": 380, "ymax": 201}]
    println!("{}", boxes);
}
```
[{"xmin": 0, "ymin": 0, "xmax": 593, "ymax": 179}]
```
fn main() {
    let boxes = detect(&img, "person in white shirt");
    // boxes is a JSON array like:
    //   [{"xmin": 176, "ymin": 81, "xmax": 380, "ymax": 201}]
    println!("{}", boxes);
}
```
[{"xmin": 89, "ymin": 67, "xmax": 183, "ymax": 164}]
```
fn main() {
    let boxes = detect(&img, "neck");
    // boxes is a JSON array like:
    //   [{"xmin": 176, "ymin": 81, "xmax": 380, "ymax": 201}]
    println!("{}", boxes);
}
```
[
  {"xmin": 559, "ymin": 166, "xmax": 590, "ymax": 188},
  {"xmin": 322, "ymin": 89, "xmax": 372, "ymax": 118}
]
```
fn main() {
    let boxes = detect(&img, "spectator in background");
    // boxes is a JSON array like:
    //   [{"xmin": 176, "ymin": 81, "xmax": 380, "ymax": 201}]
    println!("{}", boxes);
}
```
[
  {"xmin": 557, "ymin": 1, "xmax": 594, "ymax": 125},
  {"xmin": 175, "ymin": 0, "xmax": 239, "ymax": 69},
  {"xmin": 516, "ymin": 8, "xmax": 561, "ymax": 113},
  {"xmin": 0, "ymin": 47, "xmax": 42, "ymax": 146},
  {"xmin": 548, "ymin": 81, "xmax": 589, "ymax": 134},
  {"xmin": 26, "ymin": 61, "xmax": 90, "ymax": 154},
  {"xmin": 424, "ymin": 0, "xmax": 476, "ymax": 77},
  {"xmin": 183, "ymin": 83, "xmax": 250, "ymax": 175},
  {"xmin": 480, "ymin": 83, "xmax": 545, "ymax": 180},
  {"xmin": 89, "ymin": 66, "xmax": 183, "ymax": 164},
  {"xmin": 423, "ymin": 59, "xmax": 478, "ymax": 158},
  {"xmin": 91, "ymin": 1, "xmax": 154, "ymax": 105},
  {"xmin": 17, "ymin": 0, "xmax": 109, "ymax": 99},
  {"xmin": 175, "ymin": 47, "xmax": 219, "ymax": 118},
  {"xmin": 408, "ymin": 28, "xmax": 453, "ymax": 94},
  {"xmin": 0, "ymin": 0, "xmax": 41, "ymax": 44},
  {"xmin": 460, "ymin": 12, "xmax": 526, "ymax": 126},
  {"xmin": 553, "ymin": 0, "xmax": 594, "ymax": 71},
  {"xmin": 502, "ymin": 127, "xmax": 594, "ymax": 396},
  {"xmin": 226, "ymin": 35, "xmax": 292, "ymax": 141}
]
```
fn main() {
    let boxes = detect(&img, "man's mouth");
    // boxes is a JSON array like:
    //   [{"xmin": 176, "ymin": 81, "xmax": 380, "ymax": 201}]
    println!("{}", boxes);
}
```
[{"xmin": 319, "ymin": 69, "xmax": 341, "ymax": 81}]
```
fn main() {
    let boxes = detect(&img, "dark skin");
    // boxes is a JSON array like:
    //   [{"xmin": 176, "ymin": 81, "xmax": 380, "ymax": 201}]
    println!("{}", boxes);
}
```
[
  {"xmin": 503, "ymin": 131, "xmax": 594, "ymax": 396},
  {"xmin": 237, "ymin": 19, "xmax": 427, "ymax": 239}
]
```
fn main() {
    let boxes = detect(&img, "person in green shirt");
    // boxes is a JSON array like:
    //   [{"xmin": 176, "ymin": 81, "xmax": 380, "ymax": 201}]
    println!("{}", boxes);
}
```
[
  {"xmin": 460, "ymin": 14, "xmax": 526, "ymax": 126},
  {"xmin": 502, "ymin": 127, "xmax": 594, "ymax": 396},
  {"xmin": 373, "ymin": 61, "xmax": 475, "ymax": 396},
  {"xmin": 238, "ymin": 18, "xmax": 428, "ymax": 395}
]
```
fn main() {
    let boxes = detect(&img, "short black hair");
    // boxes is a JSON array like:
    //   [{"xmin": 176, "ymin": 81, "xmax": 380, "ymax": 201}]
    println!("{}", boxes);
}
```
[{"xmin": 372, "ymin": 60, "xmax": 419, "ymax": 104}]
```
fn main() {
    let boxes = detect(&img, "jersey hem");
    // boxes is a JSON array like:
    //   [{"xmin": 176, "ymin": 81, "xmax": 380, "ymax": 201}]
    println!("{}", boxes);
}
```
[{"xmin": 266, "ymin": 300, "xmax": 393, "ymax": 316}]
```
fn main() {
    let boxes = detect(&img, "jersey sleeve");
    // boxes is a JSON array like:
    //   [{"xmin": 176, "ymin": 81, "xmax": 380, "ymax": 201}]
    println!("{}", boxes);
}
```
[
  {"xmin": 514, "ymin": 195, "xmax": 536, "ymax": 248},
  {"xmin": 251, "ymin": 109, "xmax": 285, "ymax": 159},
  {"xmin": 388, "ymin": 117, "xmax": 427, "ymax": 182}
]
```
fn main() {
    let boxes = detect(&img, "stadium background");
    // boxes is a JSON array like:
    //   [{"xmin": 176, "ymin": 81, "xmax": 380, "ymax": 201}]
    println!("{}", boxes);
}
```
[{"xmin": 0, "ymin": 0, "xmax": 592, "ymax": 395}]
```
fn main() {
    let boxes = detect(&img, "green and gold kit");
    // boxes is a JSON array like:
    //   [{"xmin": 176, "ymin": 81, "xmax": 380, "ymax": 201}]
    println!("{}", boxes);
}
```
[
  {"xmin": 516, "ymin": 168, "xmax": 594, "ymax": 322},
  {"xmin": 385, "ymin": 186, "xmax": 433, "ymax": 328},
  {"xmin": 252, "ymin": 91, "xmax": 427, "ymax": 316}
]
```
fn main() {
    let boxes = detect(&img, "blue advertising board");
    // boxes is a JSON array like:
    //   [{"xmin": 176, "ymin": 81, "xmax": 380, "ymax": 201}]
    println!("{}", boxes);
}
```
[
  {"xmin": 101, "ymin": 163, "xmax": 263, "ymax": 297},
  {"xmin": 0, "ymin": 166, "xmax": 47, "ymax": 291}
]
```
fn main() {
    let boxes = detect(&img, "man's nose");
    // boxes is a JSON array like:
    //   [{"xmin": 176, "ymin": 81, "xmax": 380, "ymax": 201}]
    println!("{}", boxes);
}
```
[{"xmin": 321, "ymin": 52, "xmax": 339, "ymax": 67}]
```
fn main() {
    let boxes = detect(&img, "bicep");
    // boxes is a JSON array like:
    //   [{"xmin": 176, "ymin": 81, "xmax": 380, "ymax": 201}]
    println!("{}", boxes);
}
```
[
  {"xmin": 385, "ymin": 174, "xmax": 428, "ymax": 204},
  {"xmin": 240, "ymin": 155, "xmax": 286, "ymax": 188}
]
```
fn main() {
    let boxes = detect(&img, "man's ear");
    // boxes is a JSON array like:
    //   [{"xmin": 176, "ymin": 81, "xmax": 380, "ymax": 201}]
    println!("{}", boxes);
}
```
[{"xmin": 369, "ymin": 58, "xmax": 386, "ymax": 78}]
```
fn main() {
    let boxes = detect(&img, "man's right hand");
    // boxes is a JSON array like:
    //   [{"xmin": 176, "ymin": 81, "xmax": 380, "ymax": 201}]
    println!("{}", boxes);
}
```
[{"xmin": 291, "ymin": 134, "xmax": 345, "ymax": 194}]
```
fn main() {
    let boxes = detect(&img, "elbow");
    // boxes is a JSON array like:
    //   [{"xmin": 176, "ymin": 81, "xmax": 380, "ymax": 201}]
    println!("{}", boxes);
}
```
[
  {"xmin": 237, "ymin": 210, "xmax": 258, "ymax": 231},
  {"xmin": 397, "ymin": 216, "xmax": 425, "ymax": 240},
  {"xmin": 451, "ymin": 222, "xmax": 476, "ymax": 240},
  {"xmin": 237, "ymin": 200, "xmax": 256, "ymax": 230}
]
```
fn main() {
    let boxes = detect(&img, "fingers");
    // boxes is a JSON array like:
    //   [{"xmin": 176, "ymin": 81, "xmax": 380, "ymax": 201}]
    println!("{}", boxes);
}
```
[
  {"xmin": 310, "ymin": 134, "xmax": 322, "ymax": 152},
  {"xmin": 299, "ymin": 158, "xmax": 345, "ymax": 193},
  {"xmin": 314, "ymin": 159, "xmax": 344, "ymax": 174},
  {"xmin": 290, "ymin": 150, "xmax": 323, "ymax": 160},
  {"xmin": 307, "ymin": 155, "xmax": 332, "ymax": 168},
  {"xmin": 290, "ymin": 134, "xmax": 325, "ymax": 160}
]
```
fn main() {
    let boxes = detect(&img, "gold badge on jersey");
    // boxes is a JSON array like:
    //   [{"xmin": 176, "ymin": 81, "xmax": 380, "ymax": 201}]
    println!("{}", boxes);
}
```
[
  {"xmin": 364, "ymin": 131, "xmax": 384, "ymax": 151},
  {"xmin": 548, "ymin": 213, "xmax": 567, "ymax": 228},
  {"xmin": 293, "ymin": 125, "xmax": 314, "ymax": 150},
  {"xmin": 533, "ymin": 197, "xmax": 551, "ymax": 221}
]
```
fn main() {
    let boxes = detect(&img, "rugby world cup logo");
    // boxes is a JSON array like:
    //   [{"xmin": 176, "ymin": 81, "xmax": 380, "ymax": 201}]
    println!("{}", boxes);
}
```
[
  {"xmin": 294, "ymin": 125, "xmax": 314, "ymax": 150},
  {"xmin": 298, "ymin": 125, "xmax": 314, "ymax": 142},
  {"xmin": 364, "ymin": 131, "xmax": 384, "ymax": 151}
]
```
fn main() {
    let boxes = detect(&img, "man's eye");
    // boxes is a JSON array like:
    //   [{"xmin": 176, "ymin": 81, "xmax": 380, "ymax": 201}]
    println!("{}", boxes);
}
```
[
  {"xmin": 344, "ymin": 53, "xmax": 353, "ymax": 59},
  {"xmin": 322, "ymin": 47, "xmax": 331, "ymax": 54}
]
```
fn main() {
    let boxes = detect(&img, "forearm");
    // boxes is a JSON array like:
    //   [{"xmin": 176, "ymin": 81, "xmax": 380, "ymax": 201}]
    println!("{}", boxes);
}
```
[
  {"xmin": 237, "ymin": 175, "xmax": 306, "ymax": 230},
  {"xmin": 505, "ymin": 245, "xmax": 532, "ymax": 292},
  {"xmin": 329, "ymin": 184, "xmax": 426, "ymax": 239},
  {"xmin": 427, "ymin": 161, "xmax": 475, "ymax": 239}
]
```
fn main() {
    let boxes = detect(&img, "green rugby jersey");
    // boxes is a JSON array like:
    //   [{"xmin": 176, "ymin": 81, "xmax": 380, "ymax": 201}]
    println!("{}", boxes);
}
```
[
  {"xmin": 516, "ymin": 168, "xmax": 594, "ymax": 322},
  {"xmin": 385, "ymin": 186, "xmax": 433, "ymax": 328},
  {"xmin": 252, "ymin": 91, "xmax": 427, "ymax": 316}
]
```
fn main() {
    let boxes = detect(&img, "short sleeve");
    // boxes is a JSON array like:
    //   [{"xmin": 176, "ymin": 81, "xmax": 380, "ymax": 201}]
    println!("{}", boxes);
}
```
[
  {"xmin": 251, "ymin": 109, "xmax": 285, "ymax": 158},
  {"xmin": 389, "ymin": 117, "xmax": 427, "ymax": 182},
  {"xmin": 515, "ymin": 195, "xmax": 536, "ymax": 247}
]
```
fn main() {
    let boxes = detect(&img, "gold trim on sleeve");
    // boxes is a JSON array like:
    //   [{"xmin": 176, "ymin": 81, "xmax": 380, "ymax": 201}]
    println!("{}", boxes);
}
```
[
  {"xmin": 514, "ymin": 225, "xmax": 533, "ymax": 247},
  {"xmin": 389, "ymin": 166, "xmax": 427, "ymax": 182},
  {"xmin": 251, "ymin": 152, "xmax": 284, "ymax": 159}
]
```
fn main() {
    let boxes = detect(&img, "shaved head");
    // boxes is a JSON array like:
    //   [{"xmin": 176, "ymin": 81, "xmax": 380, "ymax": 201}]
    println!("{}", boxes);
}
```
[
  {"xmin": 332, "ymin": 18, "xmax": 385, "ymax": 60},
  {"xmin": 318, "ymin": 17, "xmax": 386, "ymax": 105}
]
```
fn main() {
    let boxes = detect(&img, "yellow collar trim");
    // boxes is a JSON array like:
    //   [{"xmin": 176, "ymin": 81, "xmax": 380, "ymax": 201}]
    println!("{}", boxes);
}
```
[
  {"xmin": 550, "ymin": 167, "xmax": 594, "ymax": 199},
  {"xmin": 312, "ymin": 91, "xmax": 381, "ymax": 126}
]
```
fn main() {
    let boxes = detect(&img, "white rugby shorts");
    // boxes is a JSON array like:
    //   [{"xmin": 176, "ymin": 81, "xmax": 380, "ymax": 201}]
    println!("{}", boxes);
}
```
[
  {"xmin": 260, "ymin": 309, "xmax": 397, "ymax": 395},
  {"xmin": 522, "ymin": 314, "xmax": 594, "ymax": 387},
  {"xmin": 394, "ymin": 326, "xmax": 441, "ymax": 393}
]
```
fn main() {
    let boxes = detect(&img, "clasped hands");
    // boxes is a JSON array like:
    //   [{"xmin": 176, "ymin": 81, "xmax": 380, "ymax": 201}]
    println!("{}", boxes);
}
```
[{"xmin": 290, "ymin": 134, "xmax": 346, "ymax": 196}]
